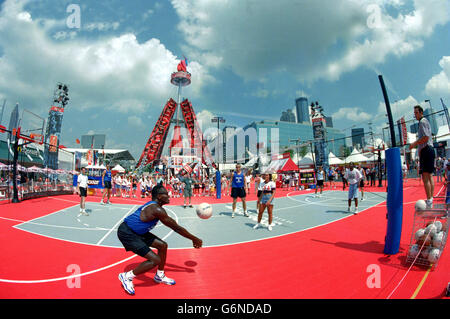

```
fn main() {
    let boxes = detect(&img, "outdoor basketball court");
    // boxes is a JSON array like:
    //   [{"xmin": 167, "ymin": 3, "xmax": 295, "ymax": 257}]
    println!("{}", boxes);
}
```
[
  {"xmin": 1, "ymin": 182, "xmax": 449, "ymax": 300},
  {"xmin": 11, "ymin": 191, "xmax": 387, "ymax": 249}
]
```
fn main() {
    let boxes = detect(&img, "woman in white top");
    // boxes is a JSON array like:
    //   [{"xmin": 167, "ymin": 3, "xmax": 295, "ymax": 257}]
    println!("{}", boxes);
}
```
[
  {"xmin": 77, "ymin": 167, "xmax": 89, "ymax": 215},
  {"xmin": 254, "ymin": 173, "xmax": 276, "ymax": 231},
  {"xmin": 114, "ymin": 175, "xmax": 122, "ymax": 197},
  {"xmin": 221, "ymin": 175, "xmax": 228, "ymax": 196},
  {"xmin": 245, "ymin": 173, "xmax": 252, "ymax": 194}
]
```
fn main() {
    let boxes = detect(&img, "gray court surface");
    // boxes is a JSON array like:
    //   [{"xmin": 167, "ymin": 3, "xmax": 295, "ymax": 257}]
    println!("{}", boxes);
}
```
[{"xmin": 14, "ymin": 191, "xmax": 387, "ymax": 249}]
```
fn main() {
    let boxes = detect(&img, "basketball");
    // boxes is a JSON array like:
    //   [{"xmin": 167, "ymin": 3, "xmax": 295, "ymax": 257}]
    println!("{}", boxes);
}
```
[
  {"xmin": 420, "ymin": 247, "xmax": 431, "ymax": 259},
  {"xmin": 433, "ymin": 221, "xmax": 442, "ymax": 233},
  {"xmin": 408, "ymin": 244, "xmax": 420, "ymax": 259},
  {"xmin": 428, "ymin": 248, "xmax": 441, "ymax": 264},
  {"xmin": 414, "ymin": 228, "xmax": 425, "ymax": 241},
  {"xmin": 414, "ymin": 199, "xmax": 427, "ymax": 212},
  {"xmin": 196, "ymin": 202, "xmax": 212, "ymax": 219},
  {"xmin": 432, "ymin": 231, "xmax": 444, "ymax": 248},
  {"xmin": 425, "ymin": 223, "xmax": 438, "ymax": 238}
]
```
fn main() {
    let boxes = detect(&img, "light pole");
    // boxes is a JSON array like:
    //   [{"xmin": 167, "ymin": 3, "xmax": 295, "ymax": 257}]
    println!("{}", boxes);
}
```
[{"xmin": 211, "ymin": 116, "xmax": 225, "ymax": 170}]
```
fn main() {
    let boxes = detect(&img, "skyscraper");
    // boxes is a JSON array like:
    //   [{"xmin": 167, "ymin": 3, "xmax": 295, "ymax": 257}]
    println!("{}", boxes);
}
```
[
  {"xmin": 280, "ymin": 109, "xmax": 296, "ymax": 122},
  {"xmin": 295, "ymin": 97, "xmax": 309, "ymax": 124},
  {"xmin": 351, "ymin": 128, "xmax": 365, "ymax": 149}
]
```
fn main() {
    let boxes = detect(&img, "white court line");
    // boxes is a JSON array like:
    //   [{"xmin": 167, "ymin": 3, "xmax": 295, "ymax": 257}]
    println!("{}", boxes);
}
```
[
  {"xmin": 2, "ymin": 216, "xmax": 110, "ymax": 231},
  {"xmin": 96, "ymin": 205, "xmax": 136, "ymax": 246},
  {"xmin": 0, "ymin": 205, "xmax": 179, "ymax": 284}
]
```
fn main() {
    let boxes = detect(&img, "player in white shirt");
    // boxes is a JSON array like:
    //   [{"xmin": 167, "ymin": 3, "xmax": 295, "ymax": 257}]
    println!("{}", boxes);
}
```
[
  {"xmin": 77, "ymin": 167, "xmax": 89, "ymax": 216},
  {"xmin": 344, "ymin": 162, "xmax": 362, "ymax": 214},
  {"xmin": 254, "ymin": 173, "xmax": 276, "ymax": 231}
]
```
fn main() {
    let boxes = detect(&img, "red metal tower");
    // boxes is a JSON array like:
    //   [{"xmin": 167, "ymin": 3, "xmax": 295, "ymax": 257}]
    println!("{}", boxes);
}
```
[{"xmin": 136, "ymin": 61, "xmax": 215, "ymax": 170}]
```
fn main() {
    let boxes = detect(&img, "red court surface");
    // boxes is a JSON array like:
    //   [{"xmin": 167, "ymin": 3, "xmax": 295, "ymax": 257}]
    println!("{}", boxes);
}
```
[{"xmin": 0, "ymin": 178, "xmax": 449, "ymax": 300}]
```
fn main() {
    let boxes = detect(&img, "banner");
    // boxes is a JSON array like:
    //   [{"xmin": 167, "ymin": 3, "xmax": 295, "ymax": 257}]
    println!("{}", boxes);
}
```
[
  {"xmin": 311, "ymin": 116, "xmax": 329, "ymax": 169},
  {"xmin": 400, "ymin": 117, "xmax": 407, "ymax": 146},
  {"xmin": 44, "ymin": 106, "xmax": 65, "ymax": 169}
]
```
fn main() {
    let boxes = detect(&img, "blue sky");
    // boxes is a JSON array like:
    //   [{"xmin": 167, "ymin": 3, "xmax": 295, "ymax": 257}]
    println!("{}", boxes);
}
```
[{"xmin": 0, "ymin": 0, "xmax": 449, "ymax": 159}]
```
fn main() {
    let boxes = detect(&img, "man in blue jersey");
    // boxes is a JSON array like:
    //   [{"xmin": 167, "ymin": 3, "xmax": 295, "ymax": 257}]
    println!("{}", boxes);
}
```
[
  {"xmin": 101, "ymin": 164, "xmax": 112, "ymax": 205},
  {"xmin": 231, "ymin": 164, "xmax": 249, "ymax": 218},
  {"xmin": 117, "ymin": 184, "xmax": 202, "ymax": 295}
]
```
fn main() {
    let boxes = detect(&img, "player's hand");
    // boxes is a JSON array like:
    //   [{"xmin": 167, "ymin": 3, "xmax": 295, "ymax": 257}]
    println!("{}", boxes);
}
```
[{"xmin": 193, "ymin": 237, "xmax": 202, "ymax": 249}]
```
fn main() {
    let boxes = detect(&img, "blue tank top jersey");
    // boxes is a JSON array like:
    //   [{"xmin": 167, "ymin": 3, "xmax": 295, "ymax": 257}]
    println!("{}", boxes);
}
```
[
  {"xmin": 232, "ymin": 172, "xmax": 245, "ymax": 188},
  {"xmin": 104, "ymin": 170, "xmax": 112, "ymax": 182},
  {"xmin": 124, "ymin": 201, "xmax": 159, "ymax": 235}
]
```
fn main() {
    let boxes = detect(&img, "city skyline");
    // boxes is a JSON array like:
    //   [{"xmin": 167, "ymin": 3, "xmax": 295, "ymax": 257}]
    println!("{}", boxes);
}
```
[{"xmin": 0, "ymin": 0, "xmax": 449, "ymax": 160}]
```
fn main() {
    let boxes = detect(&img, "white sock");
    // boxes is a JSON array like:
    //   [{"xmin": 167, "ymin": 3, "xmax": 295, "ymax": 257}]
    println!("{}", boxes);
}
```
[
  {"xmin": 126, "ymin": 271, "xmax": 136, "ymax": 280},
  {"xmin": 157, "ymin": 270, "xmax": 165, "ymax": 277}
]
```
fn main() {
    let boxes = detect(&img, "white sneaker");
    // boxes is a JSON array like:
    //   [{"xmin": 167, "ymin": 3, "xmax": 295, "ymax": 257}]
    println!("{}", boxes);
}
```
[
  {"xmin": 154, "ymin": 273, "xmax": 176, "ymax": 285},
  {"xmin": 100, "ymin": 200, "xmax": 104, "ymax": 205},
  {"xmin": 118, "ymin": 273, "xmax": 135, "ymax": 295},
  {"xmin": 107, "ymin": 201, "xmax": 111, "ymax": 205},
  {"xmin": 244, "ymin": 211, "xmax": 249, "ymax": 217},
  {"xmin": 232, "ymin": 212, "xmax": 235, "ymax": 218},
  {"xmin": 253, "ymin": 223, "xmax": 259, "ymax": 229},
  {"xmin": 426, "ymin": 200, "xmax": 433, "ymax": 209},
  {"xmin": 268, "ymin": 225, "xmax": 273, "ymax": 231},
  {"xmin": 354, "ymin": 209, "xmax": 358, "ymax": 215},
  {"xmin": 81, "ymin": 210, "xmax": 89, "ymax": 216}
]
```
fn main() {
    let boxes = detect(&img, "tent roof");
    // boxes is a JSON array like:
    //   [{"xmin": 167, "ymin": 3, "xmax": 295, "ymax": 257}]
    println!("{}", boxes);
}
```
[
  {"xmin": 64, "ymin": 148, "xmax": 135, "ymax": 161},
  {"xmin": 328, "ymin": 152, "xmax": 344, "ymax": 165},
  {"xmin": 345, "ymin": 148, "xmax": 370, "ymax": 163},
  {"xmin": 264, "ymin": 157, "xmax": 299, "ymax": 173},
  {"xmin": 298, "ymin": 152, "xmax": 314, "ymax": 166},
  {"xmin": 112, "ymin": 164, "xmax": 125, "ymax": 172}
]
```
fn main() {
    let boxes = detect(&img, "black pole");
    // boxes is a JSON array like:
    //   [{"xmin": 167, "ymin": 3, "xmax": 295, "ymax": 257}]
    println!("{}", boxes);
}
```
[
  {"xmin": 378, "ymin": 75, "xmax": 396, "ymax": 148},
  {"xmin": 12, "ymin": 135, "xmax": 20, "ymax": 203}
]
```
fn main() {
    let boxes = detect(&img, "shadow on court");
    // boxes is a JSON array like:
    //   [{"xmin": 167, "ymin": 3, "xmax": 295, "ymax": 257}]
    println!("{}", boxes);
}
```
[{"xmin": 311, "ymin": 238, "xmax": 388, "ymax": 254}]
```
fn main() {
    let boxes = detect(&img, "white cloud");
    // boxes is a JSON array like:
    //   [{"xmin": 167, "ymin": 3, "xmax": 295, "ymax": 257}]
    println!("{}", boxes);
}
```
[
  {"xmin": 377, "ymin": 95, "xmax": 419, "ymax": 121},
  {"xmin": 425, "ymin": 56, "xmax": 450, "ymax": 101},
  {"xmin": 172, "ymin": 0, "xmax": 450, "ymax": 83},
  {"xmin": 332, "ymin": 107, "xmax": 372, "ymax": 122},
  {"xmin": 0, "ymin": 0, "xmax": 212, "ymax": 117}
]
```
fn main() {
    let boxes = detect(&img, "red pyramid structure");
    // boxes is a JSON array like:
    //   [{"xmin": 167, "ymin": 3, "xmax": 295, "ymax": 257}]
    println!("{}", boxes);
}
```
[{"xmin": 136, "ymin": 61, "xmax": 216, "ymax": 170}]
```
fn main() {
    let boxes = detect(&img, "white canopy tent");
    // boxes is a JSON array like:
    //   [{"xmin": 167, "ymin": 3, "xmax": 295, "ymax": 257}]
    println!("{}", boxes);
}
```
[
  {"xmin": 328, "ymin": 152, "xmax": 344, "ymax": 165},
  {"xmin": 298, "ymin": 152, "xmax": 315, "ymax": 167},
  {"xmin": 345, "ymin": 148, "xmax": 370, "ymax": 163},
  {"xmin": 112, "ymin": 164, "xmax": 125, "ymax": 172}
]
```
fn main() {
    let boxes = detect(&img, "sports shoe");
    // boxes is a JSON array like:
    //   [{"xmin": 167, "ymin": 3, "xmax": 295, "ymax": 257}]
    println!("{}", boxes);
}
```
[
  {"xmin": 253, "ymin": 223, "xmax": 259, "ymax": 229},
  {"xmin": 100, "ymin": 200, "xmax": 104, "ymax": 205},
  {"xmin": 80, "ymin": 210, "xmax": 89, "ymax": 216},
  {"xmin": 154, "ymin": 273, "xmax": 176, "ymax": 285},
  {"xmin": 243, "ymin": 211, "xmax": 249, "ymax": 217},
  {"xmin": 268, "ymin": 225, "xmax": 272, "ymax": 231},
  {"xmin": 107, "ymin": 201, "xmax": 111, "ymax": 205},
  {"xmin": 232, "ymin": 212, "xmax": 235, "ymax": 218},
  {"xmin": 426, "ymin": 200, "xmax": 433, "ymax": 209},
  {"xmin": 118, "ymin": 273, "xmax": 135, "ymax": 295},
  {"xmin": 347, "ymin": 207, "xmax": 351, "ymax": 213},
  {"xmin": 354, "ymin": 209, "xmax": 358, "ymax": 215}
]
